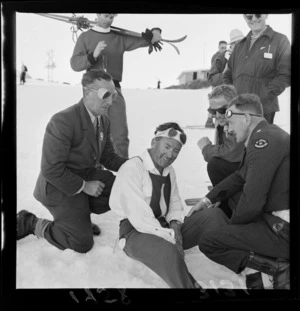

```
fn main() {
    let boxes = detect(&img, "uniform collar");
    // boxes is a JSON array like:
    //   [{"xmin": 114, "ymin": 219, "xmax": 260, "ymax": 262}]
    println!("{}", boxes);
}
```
[
  {"xmin": 140, "ymin": 150, "xmax": 170, "ymax": 176},
  {"xmin": 91, "ymin": 25, "xmax": 111, "ymax": 33}
]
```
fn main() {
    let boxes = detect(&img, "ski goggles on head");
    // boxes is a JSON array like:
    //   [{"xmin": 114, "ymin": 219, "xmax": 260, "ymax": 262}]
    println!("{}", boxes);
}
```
[
  {"xmin": 225, "ymin": 109, "xmax": 262, "ymax": 118},
  {"xmin": 207, "ymin": 107, "xmax": 227, "ymax": 115},
  {"xmin": 244, "ymin": 14, "xmax": 262, "ymax": 21},
  {"xmin": 85, "ymin": 87, "xmax": 118, "ymax": 100},
  {"xmin": 155, "ymin": 127, "xmax": 187, "ymax": 145}
]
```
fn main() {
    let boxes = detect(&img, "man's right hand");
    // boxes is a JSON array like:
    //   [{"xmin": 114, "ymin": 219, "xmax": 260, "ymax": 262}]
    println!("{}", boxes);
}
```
[
  {"xmin": 83, "ymin": 180, "xmax": 105, "ymax": 197},
  {"xmin": 93, "ymin": 41, "xmax": 107, "ymax": 59}
]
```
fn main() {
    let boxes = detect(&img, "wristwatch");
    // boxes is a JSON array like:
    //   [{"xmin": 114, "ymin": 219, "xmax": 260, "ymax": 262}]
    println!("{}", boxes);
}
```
[{"xmin": 202, "ymin": 197, "xmax": 212, "ymax": 208}]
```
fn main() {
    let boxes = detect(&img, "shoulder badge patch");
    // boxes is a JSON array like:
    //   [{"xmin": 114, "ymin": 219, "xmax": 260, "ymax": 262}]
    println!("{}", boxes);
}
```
[{"xmin": 254, "ymin": 138, "xmax": 268, "ymax": 149}]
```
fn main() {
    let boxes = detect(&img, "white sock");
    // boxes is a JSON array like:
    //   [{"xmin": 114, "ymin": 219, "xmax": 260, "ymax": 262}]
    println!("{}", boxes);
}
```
[{"xmin": 261, "ymin": 273, "xmax": 273, "ymax": 289}]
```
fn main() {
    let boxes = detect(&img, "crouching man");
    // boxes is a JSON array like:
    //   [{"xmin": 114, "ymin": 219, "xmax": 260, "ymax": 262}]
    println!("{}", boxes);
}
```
[{"xmin": 190, "ymin": 94, "xmax": 290, "ymax": 289}]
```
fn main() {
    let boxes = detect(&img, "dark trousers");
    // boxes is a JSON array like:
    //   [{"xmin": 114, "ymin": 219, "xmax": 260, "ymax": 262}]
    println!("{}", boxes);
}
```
[
  {"xmin": 20, "ymin": 72, "xmax": 26, "ymax": 84},
  {"xmin": 123, "ymin": 208, "xmax": 229, "ymax": 288},
  {"xmin": 107, "ymin": 87, "xmax": 129, "ymax": 158},
  {"xmin": 198, "ymin": 212, "xmax": 289, "ymax": 274},
  {"xmin": 207, "ymin": 157, "xmax": 241, "ymax": 217},
  {"xmin": 264, "ymin": 112, "xmax": 275, "ymax": 124},
  {"xmin": 43, "ymin": 169, "xmax": 115, "ymax": 253}
]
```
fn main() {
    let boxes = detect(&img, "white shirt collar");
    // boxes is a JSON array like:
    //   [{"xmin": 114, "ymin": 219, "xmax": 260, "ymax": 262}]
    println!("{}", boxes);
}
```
[
  {"xmin": 92, "ymin": 25, "xmax": 111, "ymax": 33},
  {"xmin": 140, "ymin": 150, "xmax": 170, "ymax": 176}
]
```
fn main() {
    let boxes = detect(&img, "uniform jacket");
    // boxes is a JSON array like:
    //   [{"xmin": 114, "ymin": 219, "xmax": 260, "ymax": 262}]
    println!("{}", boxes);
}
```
[
  {"xmin": 70, "ymin": 28, "xmax": 148, "ymax": 82},
  {"xmin": 223, "ymin": 26, "xmax": 291, "ymax": 114},
  {"xmin": 34, "ymin": 99, "xmax": 127, "ymax": 205},
  {"xmin": 206, "ymin": 120, "xmax": 290, "ymax": 225},
  {"xmin": 202, "ymin": 125, "xmax": 245, "ymax": 163}
]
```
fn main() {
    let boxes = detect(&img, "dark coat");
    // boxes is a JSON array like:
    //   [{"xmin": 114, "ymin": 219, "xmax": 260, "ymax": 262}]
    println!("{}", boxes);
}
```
[
  {"xmin": 223, "ymin": 26, "xmax": 291, "ymax": 114},
  {"xmin": 34, "ymin": 99, "xmax": 127, "ymax": 205},
  {"xmin": 208, "ymin": 52, "xmax": 227, "ymax": 87},
  {"xmin": 206, "ymin": 120, "xmax": 290, "ymax": 225}
]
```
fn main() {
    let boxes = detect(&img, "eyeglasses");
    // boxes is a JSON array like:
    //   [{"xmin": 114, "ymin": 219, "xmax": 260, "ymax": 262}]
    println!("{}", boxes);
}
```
[
  {"xmin": 207, "ymin": 107, "xmax": 227, "ymax": 115},
  {"xmin": 168, "ymin": 128, "xmax": 187, "ymax": 145},
  {"xmin": 244, "ymin": 14, "xmax": 262, "ymax": 21},
  {"xmin": 225, "ymin": 109, "xmax": 262, "ymax": 118},
  {"xmin": 86, "ymin": 87, "xmax": 118, "ymax": 100}
]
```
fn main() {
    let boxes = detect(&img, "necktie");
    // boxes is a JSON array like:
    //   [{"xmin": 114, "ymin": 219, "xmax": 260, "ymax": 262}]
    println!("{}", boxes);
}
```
[
  {"xmin": 217, "ymin": 125, "xmax": 224, "ymax": 145},
  {"xmin": 95, "ymin": 117, "xmax": 100, "ymax": 153}
]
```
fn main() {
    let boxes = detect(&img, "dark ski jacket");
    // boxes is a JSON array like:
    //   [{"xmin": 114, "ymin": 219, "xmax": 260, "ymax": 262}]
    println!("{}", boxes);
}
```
[
  {"xmin": 208, "ymin": 52, "xmax": 228, "ymax": 87},
  {"xmin": 223, "ymin": 26, "xmax": 291, "ymax": 114}
]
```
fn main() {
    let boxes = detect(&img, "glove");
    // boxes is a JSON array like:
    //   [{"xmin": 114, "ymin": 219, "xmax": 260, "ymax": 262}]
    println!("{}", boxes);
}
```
[{"xmin": 141, "ymin": 28, "xmax": 163, "ymax": 54}]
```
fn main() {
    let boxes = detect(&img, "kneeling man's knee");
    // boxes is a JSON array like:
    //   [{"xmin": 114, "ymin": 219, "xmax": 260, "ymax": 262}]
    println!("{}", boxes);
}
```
[{"xmin": 70, "ymin": 236, "xmax": 94, "ymax": 253}]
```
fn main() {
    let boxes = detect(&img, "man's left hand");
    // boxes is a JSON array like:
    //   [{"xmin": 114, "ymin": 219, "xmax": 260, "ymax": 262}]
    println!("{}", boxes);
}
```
[{"xmin": 197, "ymin": 137, "xmax": 211, "ymax": 150}]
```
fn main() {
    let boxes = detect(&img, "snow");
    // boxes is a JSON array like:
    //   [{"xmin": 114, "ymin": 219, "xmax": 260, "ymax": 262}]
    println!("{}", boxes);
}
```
[{"xmin": 16, "ymin": 81, "xmax": 290, "ymax": 289}]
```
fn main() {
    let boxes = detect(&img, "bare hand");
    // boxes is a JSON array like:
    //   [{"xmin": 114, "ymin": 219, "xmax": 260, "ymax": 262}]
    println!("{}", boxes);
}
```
[
  {"xmin": 197, "ymin": 137, "xmax": 211, "ymax": 150},
  {"xmin": 187, "ymin": 198, "xmax": 207, "ymax": 217},
  {"xmin": 224, "ymin": 49, "xmax": 232, "ymax": 60},
  {"xmin": 93, "ymin": 41, "xmax": 107, "ymax": 59},
  {"xmin": 175, "ymin": 242, "xmax": 185, "ymax": 258},
  {"xmin": 83, "ymin": 180, "xmax": 105, "ymax": 197}
]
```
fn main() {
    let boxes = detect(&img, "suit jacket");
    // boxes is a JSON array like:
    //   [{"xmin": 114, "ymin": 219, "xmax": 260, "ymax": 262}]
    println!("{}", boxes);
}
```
[{"xmin": 34, "ymin": 99, "xmax": 127, "ymax": 205}]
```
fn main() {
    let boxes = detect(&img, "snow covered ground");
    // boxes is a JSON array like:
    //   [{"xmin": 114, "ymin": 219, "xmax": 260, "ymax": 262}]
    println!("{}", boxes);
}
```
[{"xmin": 15, "ymin": 81, "xmax": 290, "ymax": 289}]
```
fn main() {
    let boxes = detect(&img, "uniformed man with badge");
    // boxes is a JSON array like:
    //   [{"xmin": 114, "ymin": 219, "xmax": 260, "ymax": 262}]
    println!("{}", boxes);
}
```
[{"xmin": 188, "ymin": 93, "xmax": 290, "ymax": 289}]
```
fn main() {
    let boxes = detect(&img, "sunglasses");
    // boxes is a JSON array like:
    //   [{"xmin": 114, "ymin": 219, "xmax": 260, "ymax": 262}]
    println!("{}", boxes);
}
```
[
  {"xmin": 244, "ymin": 14, "xmax": 262, "ymax": 21},
  {"xmin": 225, "ymin": 109, "xmax": 262, "ymax": 118},
  {"xmin": 207, "ymin": 107, "xmax": 227, "ymax": 115},
  {"xmin": 86, "ymin": 87, "xmax": 118, "ymax": 100}
]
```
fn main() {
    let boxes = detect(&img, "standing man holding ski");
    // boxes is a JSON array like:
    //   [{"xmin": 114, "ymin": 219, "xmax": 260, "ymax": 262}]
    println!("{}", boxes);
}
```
[{"xmin": 70, "ymin": 13, "xmax": 163, "ymax": 158}]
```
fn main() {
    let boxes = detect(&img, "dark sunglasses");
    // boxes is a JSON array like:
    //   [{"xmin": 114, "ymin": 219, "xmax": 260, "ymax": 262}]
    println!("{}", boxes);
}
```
[
  {"xmin": 225, "ymin": 109, "xmax": 262, "ymax": 118},
  {"xmin": 168, "ymin": 128, "xmax": 187, "ymax": 145},
  {"xmin": 207, "ymin": 107, "xmax": 227, "ymax": 115},
  {"xmin": 244, "ymin": 14, "xmax": 262, "ymax": 21}
]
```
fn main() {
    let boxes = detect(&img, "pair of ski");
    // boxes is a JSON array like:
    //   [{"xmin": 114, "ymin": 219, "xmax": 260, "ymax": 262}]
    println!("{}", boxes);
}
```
[{"xmin": 35, "ymin": 13, "xmax": 187, "ymax": 54}]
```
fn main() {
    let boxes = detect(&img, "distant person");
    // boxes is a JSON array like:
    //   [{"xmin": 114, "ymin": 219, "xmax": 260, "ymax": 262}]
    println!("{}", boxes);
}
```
[
  {"xmin": 205, "ymin": 40, "xmax": 227, "ymax": 128},
  {"xmin": 197, "ymin": 84, "xmax": 245, "ymax": 217},
  {"xmin": 190, "ymin": 94, "xmax": 290, "ymax": 290},
  {"xmin": 20, "ymin": 64, "xmax": 28, "ymax": 85},
  {"xmin": 223, "ymin": 14, "xmax": 291, "ymax": 124},
  {"xmin": 17, "ymin": 70, "xmax": 127, "ymax": 253},
  {"xmin": 70, "ymin": 13, "xmax": 163, "ymax": 158},
  {"xmin": 206, "ymin": 31, "xmax": 244, "ymax": 128},
  {"xmin": 157, "ymin": 80, "xmax": 161, "ymax": 89},
  {"xmin": 109, "ymin": 122, "xmax": 228, "ymax": 288}
]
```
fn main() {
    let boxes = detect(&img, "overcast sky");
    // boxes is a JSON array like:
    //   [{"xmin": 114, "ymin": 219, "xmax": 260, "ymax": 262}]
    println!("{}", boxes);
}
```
[{"xmin": 16, "ymin": 13, "xmax": 292, "ymax": 89}]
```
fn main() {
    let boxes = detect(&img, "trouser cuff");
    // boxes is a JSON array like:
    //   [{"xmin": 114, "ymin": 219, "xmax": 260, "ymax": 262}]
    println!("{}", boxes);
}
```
[{"xmin": 34, "ymin": 218, "xmax": 51, "ymax": 238}]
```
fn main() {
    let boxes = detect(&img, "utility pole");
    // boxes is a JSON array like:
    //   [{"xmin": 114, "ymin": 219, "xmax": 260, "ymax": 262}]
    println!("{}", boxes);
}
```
[{"xmin": 46, "ymin": 50, "xmax": 56, "ymax": 82}]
